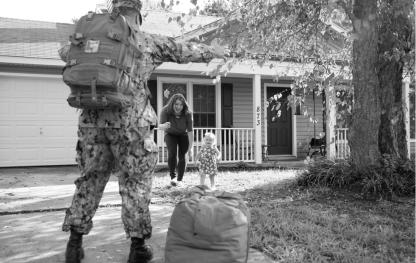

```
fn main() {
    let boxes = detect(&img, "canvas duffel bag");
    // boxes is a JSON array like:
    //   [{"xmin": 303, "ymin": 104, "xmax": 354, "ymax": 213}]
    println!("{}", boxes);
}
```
[{"xmin": 165, "ymin": 186, "xmax": 250, "ymax": 263}]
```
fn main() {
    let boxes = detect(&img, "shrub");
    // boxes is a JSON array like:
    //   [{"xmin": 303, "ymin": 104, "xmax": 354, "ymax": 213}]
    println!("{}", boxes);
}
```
[
  {"xmin": 296, "ymin": 159, "xmax": 359, "ymax": 188},
  {"xmin": 361, "ymin": 154, "xmax": 415, "ymax": 198},
  {"xmin": 296, "ymin": 154, "xmax": 415, "ymax": 199}
]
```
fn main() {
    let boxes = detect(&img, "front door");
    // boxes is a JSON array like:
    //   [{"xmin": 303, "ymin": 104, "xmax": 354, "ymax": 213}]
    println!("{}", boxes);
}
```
[{"xmin": 267, "ymin": 86, "xmax": 292, "ymax": 155}]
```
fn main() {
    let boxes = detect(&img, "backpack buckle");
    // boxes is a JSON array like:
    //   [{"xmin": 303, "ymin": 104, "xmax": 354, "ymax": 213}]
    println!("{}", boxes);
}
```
[
  {"xmin": 102, "ymin": 59, "xmax": 116, "ymax": 66},
  {"xmin": 107, "ymin": 31, "xmax": 121, "ymax": 41},
  {"xmin": 68, "ymin": 59, "xmax": 77, "ymax": 66},
  {"xmin": 69, "ymin": 34, "xmax": 83, "ymax": 46},
  {"xmin": 87, "ymin": 11, "xmax": 94, "ymax": 21}
]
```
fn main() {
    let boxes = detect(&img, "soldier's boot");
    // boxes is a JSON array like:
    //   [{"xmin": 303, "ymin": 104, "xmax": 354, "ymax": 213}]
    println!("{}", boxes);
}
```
[
  {"xmin": 65, "ymin": 229, "xmax": 85, "ymax": 263},
  {"xmin": 127, "ymin": 237, "xmax": 153, "ymax": 263}
]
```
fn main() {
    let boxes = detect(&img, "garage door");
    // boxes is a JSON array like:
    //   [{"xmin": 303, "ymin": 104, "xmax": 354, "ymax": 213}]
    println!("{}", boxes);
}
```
[{"xmin": 0, "ymin": 73, "xmax": 78, "ymax": 167}]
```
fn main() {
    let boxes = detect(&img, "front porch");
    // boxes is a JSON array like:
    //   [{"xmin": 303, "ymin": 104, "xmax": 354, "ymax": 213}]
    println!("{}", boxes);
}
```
[{"xmin": 154, "ymin": 127, "xmax": 351, "ymax": 166}]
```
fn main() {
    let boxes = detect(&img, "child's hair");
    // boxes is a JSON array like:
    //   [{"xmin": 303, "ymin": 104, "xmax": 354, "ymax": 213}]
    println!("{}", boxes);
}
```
[{"xmin": 203, "ymin": 132, "xmax": 217, "ymax": 146}]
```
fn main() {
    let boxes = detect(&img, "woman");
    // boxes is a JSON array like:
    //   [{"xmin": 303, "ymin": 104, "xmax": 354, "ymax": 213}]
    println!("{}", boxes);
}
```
[{"xmin": 159, "ymin": 93, "xmax": 193, "ymax": 186}]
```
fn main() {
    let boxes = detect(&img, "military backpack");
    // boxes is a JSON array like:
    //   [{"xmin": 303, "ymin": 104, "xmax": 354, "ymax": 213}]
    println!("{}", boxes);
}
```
[{"xmin": 62, "ymin": 11, "xmax": 144, "ymax": 109}]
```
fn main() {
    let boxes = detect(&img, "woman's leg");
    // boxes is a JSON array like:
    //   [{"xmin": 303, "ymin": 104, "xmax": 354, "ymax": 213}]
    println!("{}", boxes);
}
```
[
  {"xmin": 165, "ymin": 134, "xmax": 179, "ymax": 180},
  {"xmin": 176, "ymin": 135, "xmax": 190, "ymax": 181}
]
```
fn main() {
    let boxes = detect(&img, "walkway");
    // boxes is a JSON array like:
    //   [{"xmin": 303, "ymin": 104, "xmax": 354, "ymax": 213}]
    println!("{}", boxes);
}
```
[{"xmin": 0, "ymin": 166, "xmax": 275, "ymax": 263}]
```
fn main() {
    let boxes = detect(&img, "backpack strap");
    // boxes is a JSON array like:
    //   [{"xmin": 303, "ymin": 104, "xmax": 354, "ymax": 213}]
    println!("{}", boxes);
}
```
[{"xmin": 91, "ymin": 77, "xmax": 97, "ymax": 102}]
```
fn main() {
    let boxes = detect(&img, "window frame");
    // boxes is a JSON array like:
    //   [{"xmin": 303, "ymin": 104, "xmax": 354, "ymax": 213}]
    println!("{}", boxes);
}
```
[{"xmin": 157, "ymin": 76, "xmax": 221, "ymax": 129}]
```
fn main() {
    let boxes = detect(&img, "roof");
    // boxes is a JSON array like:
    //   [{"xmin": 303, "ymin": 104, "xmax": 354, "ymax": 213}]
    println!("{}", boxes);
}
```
[
  {"xmin": 0, "ymin": 10, "xmax": 220, "ymax": 61},
  {"xmin": 141, "ymin": 10, "xmax": 220, "ymax": 38},
  {"xmin": 178, "ymin": 10, "xmax": 349, "ymax": 60}
]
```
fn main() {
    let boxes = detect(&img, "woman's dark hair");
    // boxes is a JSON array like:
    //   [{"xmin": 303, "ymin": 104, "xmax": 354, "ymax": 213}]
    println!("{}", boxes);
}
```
[{"xmin": 162, "ymin": 93, "xmax": 192, "ymax": 115}]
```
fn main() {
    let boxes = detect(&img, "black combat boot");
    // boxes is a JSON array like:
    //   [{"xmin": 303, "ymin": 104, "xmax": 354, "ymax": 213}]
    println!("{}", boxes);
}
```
[
  {"xmin": 127, "ymin": 237, "xmax": 153, "ymax": 263},
  {"xmin": 65, "ymin": 229, "xmax": 84, "ymax": 263}
]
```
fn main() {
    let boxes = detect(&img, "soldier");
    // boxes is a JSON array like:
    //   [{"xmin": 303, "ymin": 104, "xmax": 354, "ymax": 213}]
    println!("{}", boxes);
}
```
[{"xmin": 59, "ymin": 1, "xmax": 227, "ymax": 262}]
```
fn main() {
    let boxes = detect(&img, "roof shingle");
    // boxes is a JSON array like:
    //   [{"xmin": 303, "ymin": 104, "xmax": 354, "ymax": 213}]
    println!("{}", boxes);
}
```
[{"xmin": 0, "ymin": 10, "xmax": 219, "ymax": 60}]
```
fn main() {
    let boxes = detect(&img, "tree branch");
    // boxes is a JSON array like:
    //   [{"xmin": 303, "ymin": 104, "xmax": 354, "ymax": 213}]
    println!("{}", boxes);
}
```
[{"xmin": 336, "ymin": 0, "xmax": 354, "ymax": 21}]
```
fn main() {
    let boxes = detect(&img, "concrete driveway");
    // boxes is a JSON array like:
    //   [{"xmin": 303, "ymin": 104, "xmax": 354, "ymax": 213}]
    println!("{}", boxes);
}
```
[{"xmin": 0, "ymin": 166, "xmax": 274, "ymax": 263}]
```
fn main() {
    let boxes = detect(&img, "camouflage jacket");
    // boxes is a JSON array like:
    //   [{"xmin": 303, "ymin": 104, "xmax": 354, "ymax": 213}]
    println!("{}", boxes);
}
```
[{"xmin": 59, "ymin": 14, "xmax": 226, "ymax": 130}]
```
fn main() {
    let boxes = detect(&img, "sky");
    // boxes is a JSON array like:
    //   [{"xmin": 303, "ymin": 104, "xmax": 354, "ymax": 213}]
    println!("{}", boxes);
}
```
[{"xmin": 0, "ymin": 0, "xmax": 202, "ymax": 24}]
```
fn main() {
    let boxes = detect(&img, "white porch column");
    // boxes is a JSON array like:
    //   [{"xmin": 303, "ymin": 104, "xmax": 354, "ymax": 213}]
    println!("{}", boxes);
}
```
[
  {"xmin": 253, "ymin": 74, "xmax": 262, "ymax": 164},
  {"xmin": 325, "ymin": 85, "xmax": 336, "ymax": 160},
  {"xmin": 402, "ymin": 78, "xmax": 410, "ymax": 158}
]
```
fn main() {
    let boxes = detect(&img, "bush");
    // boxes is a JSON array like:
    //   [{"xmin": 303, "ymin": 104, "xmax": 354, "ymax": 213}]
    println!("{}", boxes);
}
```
[
  {"xmin": 296, "ymin": 159, "xmax": 359, "ymax": 188},
  {"xmin": 296, "ymin": 154, "xmax": 415, "ymax": 199},
  {"xmin": 361, "ymin": 154, "xmax": 415, "ymax": 198}
]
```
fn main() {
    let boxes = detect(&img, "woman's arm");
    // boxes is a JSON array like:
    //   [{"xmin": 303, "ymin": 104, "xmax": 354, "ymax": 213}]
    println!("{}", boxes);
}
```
[
  {"xmin": 187, "ymin": 131, "xmax": 194, "ymax": 155},
  {"xmin": 195, "ymin": 150, "xmax": 201, "ymax": 162},
  {"xmin": 216, "ymin": 147, "xmax": 222, "ymax": 161},
  {"xmin": 159, "ymin": 110, "xmax": 170, "ymax": 131},
  {"xmin": 186, "ymin": 113, "xmax": 194, "ymax": 154}
]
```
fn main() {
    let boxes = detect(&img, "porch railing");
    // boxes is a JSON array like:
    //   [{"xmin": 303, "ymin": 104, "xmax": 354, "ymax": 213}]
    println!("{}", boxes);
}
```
[
  {"xmin": 335, "ymin": 128, "xmax": 350, "ymax": 159},
  {"xmin": 155, "ymin": 127, "xmax": 255, "ymax": 165}
]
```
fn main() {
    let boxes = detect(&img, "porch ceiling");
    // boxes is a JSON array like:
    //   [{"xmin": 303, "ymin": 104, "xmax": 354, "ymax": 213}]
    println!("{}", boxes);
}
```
[{"xmin": 155, "ymin": 59, "xmax": 346, "ymax": 79}]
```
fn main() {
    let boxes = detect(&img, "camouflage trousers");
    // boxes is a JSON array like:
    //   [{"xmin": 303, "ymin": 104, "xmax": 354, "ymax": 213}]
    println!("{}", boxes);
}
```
[{"xmin": 62, "ymin": 126, "xmax": 158, "ymax": 239}]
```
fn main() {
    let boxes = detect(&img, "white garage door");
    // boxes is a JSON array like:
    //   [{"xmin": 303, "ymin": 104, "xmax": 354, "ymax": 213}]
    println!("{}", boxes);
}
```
[{"xmin": 0, "ymin": 73, "xmax": 78, "ymax": 167}]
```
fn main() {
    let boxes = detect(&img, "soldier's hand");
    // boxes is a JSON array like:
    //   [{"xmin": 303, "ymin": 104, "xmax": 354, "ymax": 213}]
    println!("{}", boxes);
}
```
[{"xmin": 211, "ymin": 39, "xmax": 230, "ymax": 59}]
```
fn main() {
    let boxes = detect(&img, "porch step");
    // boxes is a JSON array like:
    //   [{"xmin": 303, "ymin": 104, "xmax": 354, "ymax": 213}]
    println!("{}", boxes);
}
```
[{"xmin": 267, "ymin": 155, "xmax": 304, "ymax": 161}]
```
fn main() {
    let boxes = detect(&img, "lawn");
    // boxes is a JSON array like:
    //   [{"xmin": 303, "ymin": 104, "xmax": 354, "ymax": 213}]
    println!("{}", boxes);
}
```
[{"xmin": 152, "ymin": 168, "xmax": 415, "ymax": 263}]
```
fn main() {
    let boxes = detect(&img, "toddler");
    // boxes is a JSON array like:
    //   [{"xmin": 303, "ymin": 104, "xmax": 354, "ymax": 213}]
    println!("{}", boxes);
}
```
[{"xmin": 195, "ymin": 132, "xmax": 221, "ymax": 190}]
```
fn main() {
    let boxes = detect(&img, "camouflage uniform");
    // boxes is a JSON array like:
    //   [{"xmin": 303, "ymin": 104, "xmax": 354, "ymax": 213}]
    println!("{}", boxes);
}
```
[
  {"xmin": 61, "ymin": 0, "xmax": 226, "ymax": 240},
  {"xmin": 62, "ymin": 87, "xmax": 158, "ymax": 238}
]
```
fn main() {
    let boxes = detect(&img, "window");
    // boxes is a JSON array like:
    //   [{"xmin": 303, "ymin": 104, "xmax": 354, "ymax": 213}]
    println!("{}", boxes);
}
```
[
  {"xmin": 162, "ymin": 82, "xmax": 187, "ymax": 105},
  {"xmin": 193, "ymin": 84, "xmax": 216, "ymax": 127}
]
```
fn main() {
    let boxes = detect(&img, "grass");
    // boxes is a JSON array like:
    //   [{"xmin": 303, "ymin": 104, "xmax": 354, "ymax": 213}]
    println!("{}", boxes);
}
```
[{"xmin": 152, "ymin": 168, "xmax": 415, "ymax": 263}]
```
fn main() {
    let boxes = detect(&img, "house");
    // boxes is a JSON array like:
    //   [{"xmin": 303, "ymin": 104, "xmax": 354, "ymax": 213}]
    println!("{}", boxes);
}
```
[{"xmin": 0, "ymin": 10, "xmax": 413, "ymax": 168}]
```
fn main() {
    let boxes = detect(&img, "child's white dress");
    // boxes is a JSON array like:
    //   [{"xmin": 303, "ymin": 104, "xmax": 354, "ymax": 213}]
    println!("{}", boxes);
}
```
[{"xmin": 198, "ymin": 146, "xmax": 219, "ymax": 176}]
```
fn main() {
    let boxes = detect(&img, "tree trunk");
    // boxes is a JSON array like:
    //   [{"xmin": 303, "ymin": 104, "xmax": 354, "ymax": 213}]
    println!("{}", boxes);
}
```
[
  {"xmin": 377, "ymin": 1, "xmax": 411, "ymax": 160},
  {"xmin": 349, "ymin": 0, "xmax": 381, "ymax": 169},
  {"xmin": 378, "ymin": 61, "xmax": 408, "ymax": 159}
]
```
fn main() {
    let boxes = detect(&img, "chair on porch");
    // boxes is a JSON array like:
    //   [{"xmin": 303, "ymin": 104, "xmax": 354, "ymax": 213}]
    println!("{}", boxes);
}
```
[
  {"xmin": 262, "ymin": 144, "xmax": 271, "ymax": 161},
  {"xmin": 307, "ymin": 135, "xmax": 326, "ymax": 157}
]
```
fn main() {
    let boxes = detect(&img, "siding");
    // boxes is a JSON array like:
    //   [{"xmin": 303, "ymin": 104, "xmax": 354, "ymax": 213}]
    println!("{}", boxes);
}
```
[
  {"xmin": 296, "ymin": 93, "xmax": 325, "ymax": 157},
  {"xmin": 410, "ymin": 139, "xmax": 416, "ymax": 156}
]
